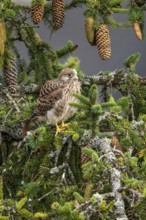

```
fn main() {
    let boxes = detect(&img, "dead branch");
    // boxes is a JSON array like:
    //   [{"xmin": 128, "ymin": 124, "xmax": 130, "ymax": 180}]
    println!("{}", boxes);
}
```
[
  {"xmin": 2, "ymin": 89, "xmax": 20, "ymax": 113},
  {"xmin": 91, "ymin": 137, "xmax": 128, "ymax": 220}
]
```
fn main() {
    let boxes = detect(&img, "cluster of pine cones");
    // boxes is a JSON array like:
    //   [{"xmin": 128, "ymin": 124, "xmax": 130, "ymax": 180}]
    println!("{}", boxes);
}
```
[
  {"xmin": 0, "ymin": 0, "xmax": 65, "ymax": 94},
  {"xmin": 85, "ymin": 17, "xmax": 111, "ymax": 60},
  {"xmin": 85, "ymin": 16, "xmax": 143, "ymax": 60},
  {"xmin": 31, "ymin": 0, "xmax": 112, "ymax": 60},
  {"xmin": 31, "ymin": 0, "xmax": 65, "ymax": 29},
  {"xmin": 31, "ymin": 0, "xmax": 143, "ymax": 61},
  {"xmin": 1, "ymin": 0, "xmax": 144, "ymax": 94}
]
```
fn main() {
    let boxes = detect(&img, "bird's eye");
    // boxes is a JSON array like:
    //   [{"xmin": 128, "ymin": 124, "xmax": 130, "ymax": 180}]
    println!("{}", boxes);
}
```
[{"xmin": 68, "ymin": 73, "xmax": 73, "ymax": 78}]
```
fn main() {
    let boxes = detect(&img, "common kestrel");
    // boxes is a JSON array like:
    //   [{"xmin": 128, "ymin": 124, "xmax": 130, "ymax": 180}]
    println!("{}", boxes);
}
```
[{"xmin": 22, "ymin": 68, "xmax": 80, "ymax": 132}]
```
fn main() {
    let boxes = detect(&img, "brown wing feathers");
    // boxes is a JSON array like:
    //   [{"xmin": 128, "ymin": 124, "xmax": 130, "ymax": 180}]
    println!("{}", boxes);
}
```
[
  {"xmin": 21, "ymin": 79, "xmax": 64, "ymax": 126},
  {"xmin": 36, "ymin": 86, "xmax": 63, "ymax": 115}
]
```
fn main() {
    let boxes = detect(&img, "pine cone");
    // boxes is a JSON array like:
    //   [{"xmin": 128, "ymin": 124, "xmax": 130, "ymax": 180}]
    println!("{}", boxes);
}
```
[
  {"xmin": 133, "ymin": 21, "xmax": 142, "ymax": 40},
  {"xmin": 31, "ymin": 3, "xmax": 44, "ymax": 24},
  {"xmin": 34, "ymin": 32, "xmax": 42, "ymax": 42},
  {"xmin": 96, "ymin": 24, "xmax": 111, "ymax": 60},
  {"xmin": 52, "ymin": 0, "xmax": 65, "ymax": 29},
  {"xmin": 0, "ymin": 19, "xmax": 6, "ymax": 58},
  {"xmin": 85, "ymin": 17, "xmax": 96, "ymax": 46},
  {"xmin": 3, "ymin": 54, "xmax": 18, "ymax": 93}
]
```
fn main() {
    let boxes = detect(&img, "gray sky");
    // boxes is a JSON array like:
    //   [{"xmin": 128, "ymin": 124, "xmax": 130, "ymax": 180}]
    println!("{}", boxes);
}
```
[{"xmin": 13, "ymin": 0, "xmax": 146, "ymax": 76}]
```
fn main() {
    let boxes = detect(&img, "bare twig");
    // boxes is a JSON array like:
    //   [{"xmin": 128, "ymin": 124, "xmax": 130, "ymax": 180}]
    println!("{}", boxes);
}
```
[
  {"xmin": 113, "ymin": 149, "xmax": 124, "ymax": 158},
  {"xmin": 38, "ymin": 190, "xmax": 53, "ymax": 201},
  {"xmin": 2, "ymin": 97, "xmax": 24, "ymax": 126},
  {"xmin": 3, "ymin": 89, "xmax": 20, "ymax": 113}
]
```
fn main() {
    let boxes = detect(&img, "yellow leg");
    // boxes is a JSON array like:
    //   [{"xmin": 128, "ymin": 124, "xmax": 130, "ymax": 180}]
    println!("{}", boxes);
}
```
[
  {"xmin": 55, "ymin": 121, "xmax": 69, "ymax": 136},
  {"xmin": 61, "ymin": 120, "xmax": 68, "ymax": 128},
  {"xmin": 55, "ymin": 123, "xmax": 61, "ymax": 136}
]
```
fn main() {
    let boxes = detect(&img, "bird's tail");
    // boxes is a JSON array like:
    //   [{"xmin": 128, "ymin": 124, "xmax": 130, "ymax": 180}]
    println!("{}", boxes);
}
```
[
  {"xmin": 21, "ymin": 112, "xmax": 38, "ymax": 126},
  {"xmin": 21, "ymin": 112, "xmax": 39, "ymax": 136}
]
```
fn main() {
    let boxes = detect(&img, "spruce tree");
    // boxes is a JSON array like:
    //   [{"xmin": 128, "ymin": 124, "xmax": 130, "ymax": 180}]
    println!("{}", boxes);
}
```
[{"xmin": 0, "ymin": 1, "xmax": 146, "ymax": 219}]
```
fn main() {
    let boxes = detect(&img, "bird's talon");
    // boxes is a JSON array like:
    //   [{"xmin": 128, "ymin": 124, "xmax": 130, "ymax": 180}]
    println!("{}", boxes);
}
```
[
  {"xmin": 61, "ymin": 121, "xmax": 68, "ymax": 128},
  {"xmin": 55, "ymin": 123, "xmax": 61, "ymax": 136},
  {"xmin": 55, "ymin": 121, "xmax": 68, "ymax": 136}
]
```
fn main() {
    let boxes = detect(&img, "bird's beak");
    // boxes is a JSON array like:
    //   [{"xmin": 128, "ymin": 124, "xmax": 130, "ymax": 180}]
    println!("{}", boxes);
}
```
[{"xmin": 72, "ymin": 76, "xmax": 78, "ymax": 81}]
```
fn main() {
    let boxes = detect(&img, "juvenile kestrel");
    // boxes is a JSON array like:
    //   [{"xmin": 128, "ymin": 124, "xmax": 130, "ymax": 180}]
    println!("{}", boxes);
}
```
[{"xmin": 22, "ymin": 68, "xmax": 80, "ymax": 129}]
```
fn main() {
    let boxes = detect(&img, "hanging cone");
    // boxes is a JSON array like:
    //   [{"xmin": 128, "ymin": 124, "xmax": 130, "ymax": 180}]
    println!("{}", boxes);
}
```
[
  {"xmin": 3, "ymin": 53, "xmax": 18, "ymax": 93},
  {"xmin": 0, "ymin": 19, "xmax": 6, "ymax": 66},
  {"xmin": 96, "ymin": 24, "xmax": 111, "ymax": 60},
  {"xmin": 52, "ymin": 0, "xmax": 65, "ymax": 29},
  {"xmin": 85, "ymin": 17, "xmax": 96, "ymax": 46},
  {"xmin": 31, "ymin": 3, "xmax": 44, "ymax": 24},
  {"xmin": 133, "ymin": 21, "xmax": 142, "ymax": 40},
  {"xmin": 34, "ymin": 32, "xmax": 42, "ymax": 42}
]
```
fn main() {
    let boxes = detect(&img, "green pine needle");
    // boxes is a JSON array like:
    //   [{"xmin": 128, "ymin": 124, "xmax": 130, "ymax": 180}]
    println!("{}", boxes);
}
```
[
  {"xmin": 70, "ymin": 102, "xmax": 90, "ymax": 110},
  {"xmin": 73, "ymin": 94, "xmax": 91, "ymax": 106}
]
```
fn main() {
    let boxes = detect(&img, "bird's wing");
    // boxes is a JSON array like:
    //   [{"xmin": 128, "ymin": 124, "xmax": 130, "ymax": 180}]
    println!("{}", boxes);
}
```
[
  {"xmin": 53, "ymin": 97, "xmax": 66, "ymax": 117},
  {"xmin": 36, "ymin": 80, "xmax": 65, "ymax": 115}
]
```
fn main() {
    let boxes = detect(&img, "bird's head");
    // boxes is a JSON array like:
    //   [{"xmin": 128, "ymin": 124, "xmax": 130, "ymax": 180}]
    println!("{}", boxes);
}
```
[{"xmin": 58, "ymin": 68, "xmax": 78, "ymax": 83}]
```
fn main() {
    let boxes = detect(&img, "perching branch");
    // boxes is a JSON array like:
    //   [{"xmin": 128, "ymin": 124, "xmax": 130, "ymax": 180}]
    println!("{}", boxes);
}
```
[{"xmin": 81, "ymin": 69, "xmax": 146, "ymax": 86}]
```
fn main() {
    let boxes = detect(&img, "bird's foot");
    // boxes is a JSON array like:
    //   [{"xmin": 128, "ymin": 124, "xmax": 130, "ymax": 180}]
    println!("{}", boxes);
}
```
[
  {"xmin": 61, "ymin": 121, "xmax": 68, "ymax": 129},
  {"xmin": 55, "ymin": 121, "xmax": 68, "ymax": 136},
  {"xmin": 55, "ymin": 123, "xmax": 62, "ymax": 136}
]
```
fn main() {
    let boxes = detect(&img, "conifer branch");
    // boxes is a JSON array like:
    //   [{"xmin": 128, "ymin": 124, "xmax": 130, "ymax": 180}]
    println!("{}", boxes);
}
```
[
  {"xmin": 56, "ymin": 41, "xmax": 78, "ymax": 58},
  {"xmin": 81, "ymin": 70, "xmax": 146, "ymax": 86},
  {"xmin": 65, "ymin": 0, "xmax": 86, "ymax": 10},
  {"xmin": 112, "ymin": 7, "xmax": 128, "ymax": 13}
]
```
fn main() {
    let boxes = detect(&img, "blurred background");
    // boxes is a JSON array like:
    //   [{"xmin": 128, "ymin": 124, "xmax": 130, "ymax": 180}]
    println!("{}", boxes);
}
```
[{"xmin": 12, "ymin": 0, "xmax": 146, "ymax": 76}]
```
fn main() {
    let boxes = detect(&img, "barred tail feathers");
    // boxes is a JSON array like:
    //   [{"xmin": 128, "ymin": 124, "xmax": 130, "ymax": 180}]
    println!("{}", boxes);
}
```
[
  {"xmin": 21, "ymin": 112, "xmax": 39, "ymax": 136},
  {"xmin": 21, "ymin": 112, "xmax": 39, "ymax": 125}
]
